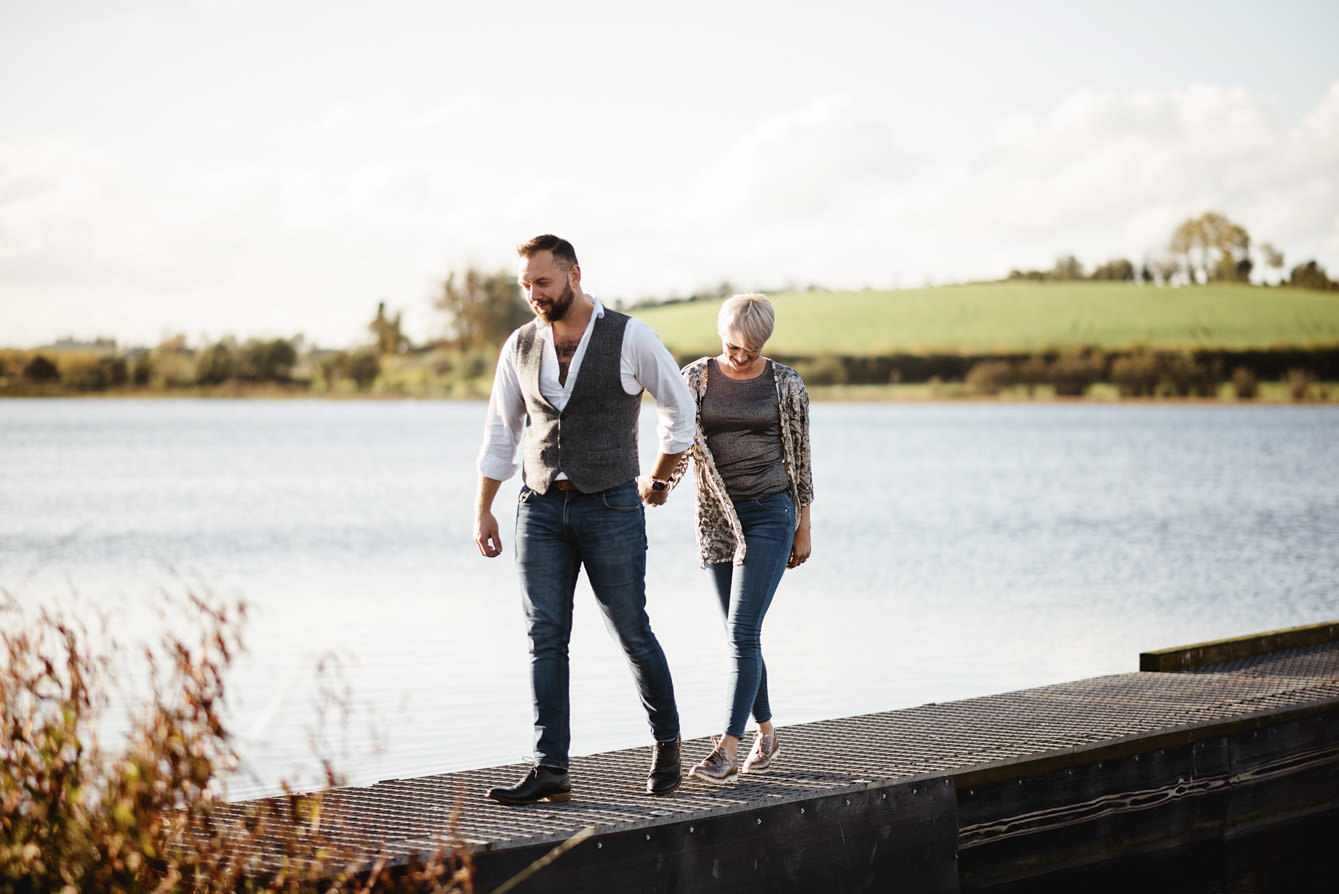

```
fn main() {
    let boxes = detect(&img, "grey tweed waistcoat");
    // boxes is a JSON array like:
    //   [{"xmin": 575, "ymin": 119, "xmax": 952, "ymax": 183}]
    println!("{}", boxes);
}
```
[{"xmin": 515, "ymin": 310, "xmax": 642, "ymax": 494}]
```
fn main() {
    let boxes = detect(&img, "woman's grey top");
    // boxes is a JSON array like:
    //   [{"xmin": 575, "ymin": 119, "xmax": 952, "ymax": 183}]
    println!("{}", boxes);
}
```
[
  {"xmin": 700, "ymin": 359, "xmax": 790, "ymax": 500},
  {"xmin": 671, "ymin": 356, "xmax": 813, "ymax": 566}
]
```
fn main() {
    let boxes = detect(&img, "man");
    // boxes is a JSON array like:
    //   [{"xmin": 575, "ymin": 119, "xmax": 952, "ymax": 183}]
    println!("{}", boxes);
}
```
[{"xmin": 474, "ymin": 234, "xmax": 694, "ymax": 804}]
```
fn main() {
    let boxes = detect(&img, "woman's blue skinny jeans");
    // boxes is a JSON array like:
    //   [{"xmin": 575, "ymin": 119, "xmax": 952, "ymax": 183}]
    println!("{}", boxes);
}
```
[{"xmin": 707, "ymin": 490, "xmax": 795, "ymax": 739}]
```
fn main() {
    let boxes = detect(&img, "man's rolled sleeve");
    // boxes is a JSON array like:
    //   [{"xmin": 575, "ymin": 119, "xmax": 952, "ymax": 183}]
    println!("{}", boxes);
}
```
[
  {"xmin": 623, "ymin": 319, "xmax": 696, "ymax": 455},
  {"xmin": 476, "ymin": 334, "xmax": 527, "ymax": 481}
]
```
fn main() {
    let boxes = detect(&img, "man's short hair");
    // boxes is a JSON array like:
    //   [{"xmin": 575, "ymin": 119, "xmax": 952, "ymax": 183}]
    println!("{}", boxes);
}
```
[{"xmin": 517, "ymin": 234, "xmax": 579, "ymax": 271}]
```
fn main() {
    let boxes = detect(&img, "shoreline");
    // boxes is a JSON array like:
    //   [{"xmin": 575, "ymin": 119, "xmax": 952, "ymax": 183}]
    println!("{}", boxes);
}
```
[{"xmin": 3, "ymin": 384, "xmax": 1337, "ymax": 405}]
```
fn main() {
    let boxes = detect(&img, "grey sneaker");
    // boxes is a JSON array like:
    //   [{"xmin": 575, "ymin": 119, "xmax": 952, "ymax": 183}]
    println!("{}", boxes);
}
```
[
  {"xmin": 742, "ymin": 730, "xmax": 780, "ymax": 774},
  {"xmin": 688, "ymin": 739, "xmax": 739, "ymax": 785}
]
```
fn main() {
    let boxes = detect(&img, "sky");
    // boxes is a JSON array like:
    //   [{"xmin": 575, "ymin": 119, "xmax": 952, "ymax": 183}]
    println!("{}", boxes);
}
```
[{"xmin": 2, "ymin": 0, "xmax": 1337, "ymax": 349}]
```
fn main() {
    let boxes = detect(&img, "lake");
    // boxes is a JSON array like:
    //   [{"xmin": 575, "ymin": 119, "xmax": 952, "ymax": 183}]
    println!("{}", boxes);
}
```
[{"xmin": 2, "ymin": 398, "xmax": 1336, "ymax": 802}]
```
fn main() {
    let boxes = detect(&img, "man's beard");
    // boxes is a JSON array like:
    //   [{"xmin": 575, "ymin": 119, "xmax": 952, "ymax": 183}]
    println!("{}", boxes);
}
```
[{"xmin": 537, "ymin": 280, "xmax": 575, "ymax": 323}]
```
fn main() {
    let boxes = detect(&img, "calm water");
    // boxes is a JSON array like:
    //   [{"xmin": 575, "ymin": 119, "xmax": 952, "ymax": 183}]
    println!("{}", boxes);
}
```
[{"xmin": 2, "ymin": 399, "xmax": 1337, "ymax": 803}]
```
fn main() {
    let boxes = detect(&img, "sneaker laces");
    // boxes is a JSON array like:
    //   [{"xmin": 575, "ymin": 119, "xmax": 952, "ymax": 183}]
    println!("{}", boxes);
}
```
[{"xmin": 706, "ymin": 737, "xmax": 737, "ymax": 771}]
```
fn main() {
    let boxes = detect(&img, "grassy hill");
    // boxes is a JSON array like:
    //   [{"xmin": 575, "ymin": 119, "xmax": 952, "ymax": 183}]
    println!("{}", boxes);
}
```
[{"xmin": 627, "ymin": 282, "xmax": 1339, "ymax": 357}]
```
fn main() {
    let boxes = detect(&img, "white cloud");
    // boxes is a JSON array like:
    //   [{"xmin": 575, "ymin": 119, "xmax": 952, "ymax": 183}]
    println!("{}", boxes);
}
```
[
  {"xmin": 656, "ymin": 81, "xmax": 1339, "ymax": 287},
  {"xmin": 3, "ymin": 81, "xmax": 1338, "ymax": 347}
]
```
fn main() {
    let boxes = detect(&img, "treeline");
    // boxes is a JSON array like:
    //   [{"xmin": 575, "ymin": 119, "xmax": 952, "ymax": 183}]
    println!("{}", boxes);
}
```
[
  {"xmin": 1008, "ymin": 211, "xmax": 1338, "ymax": 291},
  {"xmin": 0, "ymin": 277, "xmax": 531, "ymax": 396},
  {"xmin": 766, "ymin": 344, "xmax": 1339, "ymax": 400},
  {"xmin": 5, "ymin": 208, "xmax": 1338, "ymax": 398},
  {"xmin": 0, "ymin": 336, "xmax": 386, "ymax": 395}
]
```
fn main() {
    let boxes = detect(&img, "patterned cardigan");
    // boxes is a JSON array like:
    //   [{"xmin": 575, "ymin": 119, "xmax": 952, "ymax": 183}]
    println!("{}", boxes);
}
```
[{"xmin": 669, "ymin": 357, "xmax": 814, "ymax": 567}]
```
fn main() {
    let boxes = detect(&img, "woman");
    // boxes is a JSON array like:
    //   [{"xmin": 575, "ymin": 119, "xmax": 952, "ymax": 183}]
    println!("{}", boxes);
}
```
[{"xmin": 670, "ymin": 293, "xmax": 813, "ymax": 784}]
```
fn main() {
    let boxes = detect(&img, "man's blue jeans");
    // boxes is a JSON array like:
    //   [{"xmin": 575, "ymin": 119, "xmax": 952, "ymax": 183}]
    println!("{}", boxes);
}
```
[
  {"xmin": 707, "ymin": 490, "xmax": 795, "ymax": 739},
  {"xmin": 515, "ymin": 481, "xmax": 679, "ymax": 769}
]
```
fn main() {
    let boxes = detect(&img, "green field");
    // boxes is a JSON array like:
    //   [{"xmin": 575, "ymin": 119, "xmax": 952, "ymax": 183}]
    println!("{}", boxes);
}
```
[{"xmin": 628, "ymin": 282, "xmax": 1339, "ymax": 356}]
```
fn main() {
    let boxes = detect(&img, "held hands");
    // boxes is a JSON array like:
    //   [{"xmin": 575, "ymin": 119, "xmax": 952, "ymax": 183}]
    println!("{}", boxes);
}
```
[
  {"xmin": 475, "ymin": 511, "xmax": 503, "ymax": 558},
  {"xmin": 638, "ymin": 475, "xmax": 670, "ymax": 507}
]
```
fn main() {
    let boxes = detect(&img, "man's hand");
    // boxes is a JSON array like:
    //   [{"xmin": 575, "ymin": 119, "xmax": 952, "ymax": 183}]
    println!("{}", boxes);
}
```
[
  {"xmin": 474, "ymin": 476, "xmax": 504, "ymax": 557},
  {"xmin": 475, "ymin": 511, "xmax": 503, "ymax": 557},
  {"xmin": 638, "ymin": 475, "xmax": 669, "ymax": 507},
  {"xmin": 639, "ymin": 451, "xmax": 685, "ymax": 507}
]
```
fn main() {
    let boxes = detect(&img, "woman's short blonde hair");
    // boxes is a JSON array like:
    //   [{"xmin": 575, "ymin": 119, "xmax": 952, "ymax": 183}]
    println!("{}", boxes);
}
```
[{"xmin": 717, "ymin": 293, "xmax": 775, "ymax": 350}]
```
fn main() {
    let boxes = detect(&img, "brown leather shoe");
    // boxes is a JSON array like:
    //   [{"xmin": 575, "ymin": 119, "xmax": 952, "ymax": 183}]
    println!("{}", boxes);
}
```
[
  {"xmin": 688, "ymin": 738, "xmax": 740, "ymax": 784},
  {"xmin": 742, "ymin": 730, "xmax": 780, "ymax": 774}
]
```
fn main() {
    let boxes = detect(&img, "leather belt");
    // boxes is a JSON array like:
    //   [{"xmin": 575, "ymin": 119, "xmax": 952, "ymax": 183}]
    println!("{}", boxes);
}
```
[{"xmin": 552, "ymin": 480, "xmax": 579, "ymax": 492}]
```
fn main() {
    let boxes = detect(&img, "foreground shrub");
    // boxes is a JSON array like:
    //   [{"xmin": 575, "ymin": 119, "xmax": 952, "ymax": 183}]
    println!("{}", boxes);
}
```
[{"xmin": 0, "ymin": 592, "xmax": 472, "ymax": 892}]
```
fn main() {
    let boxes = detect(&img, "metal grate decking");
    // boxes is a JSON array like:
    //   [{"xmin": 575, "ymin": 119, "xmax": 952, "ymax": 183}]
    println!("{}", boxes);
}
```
[{"xmin": 228, "ymin": 637, "xmax": 1339, "ymax": 870}]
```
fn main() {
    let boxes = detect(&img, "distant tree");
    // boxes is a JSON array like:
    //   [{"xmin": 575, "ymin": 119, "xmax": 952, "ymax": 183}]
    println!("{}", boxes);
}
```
[
  {"xmin": 59, "ymin": 355, "xmax": 128, "ymax": 391},
  {"xmin": 1231, "ymin": 366, "xmax": 1258, "ymax": 399},
  {"xmin": 1016, "ymin": 354, "xmax": 1049, "ymax": 395},
  {"xmin": 1169, "ymin": 217, "xmax": 1202, "ymax": 282},
  {"xmin": 1201, "ymin": 212, "xmax": 1251, "ymax": 282},
  {"xmin": 1048, "ymin": 351, "xmax": 1101, "ymax": 396},
  {"xmin": 1169, "ymin": 211, "xmax": 1252, "ymax": 284},
  {"xmin": 1158, "ymin": 352, "xmax": 1215, "ymax": 397},
  {"xmin": 155, "ymin": 334, "xmax": 189, "ymax": 354},
  {"xmin": 1287, "ymin": 260, "xmax": 1338, "ymax": 292},
  {"xmin": 1287, "ymin": 368, "xmax": 1315, "ymax": 401},
  {"xmin": 368, "ymin": 301, "xmax": 410, "ymax": 355},
  {"xmin": 195, "ymin": 339, "xmax": 239, "ymax": 385},
  {"xmin": 239, "ymin": 338, "xmax": 297, "ymax": 382},
  {"xmin": 130, "ymin": 352, "xmax": 153, "ymax": 386},
  {"xmin": 346, "ymin": 348, "xmax": 381, "ymax": 390},
  {"xmin": 1090, "ymin": 258, "xmax": 1135, "ymax": 281},
  {"xmin": 965, "ymin": 360, "xmax": 1015, "ymax": 395},
  {"xmin": 1222, "ymin": 254, "xmax": 1253, "ymax": 283},
  {"xmin": 435, "ymin": 267, "xmax": 531, "ymax": 350},
  {"xmin": 1051, "ymin": 255, "xmax": 1085, "ymax": 281},
  {"xmin": 1258, "ymin": 242, "xmax": 1285, "ymax": 283},
  {"xmin": 149, "ymin": 335, "xmax": 195, "ymax": 388},
  {"xmin": 22, "ymin": 354, "xmax": 60, "ymax": 383},
  {"xmin": 315, "ymin": 351, "xmax": 345, "ymax": 390},
  {"xmin": 61, "ymin": 356, "xmax": 102, "ymax": 390},
  {"xmin": 1111, "ymin": 352, "xmax": 1160, "ymax": 397}
]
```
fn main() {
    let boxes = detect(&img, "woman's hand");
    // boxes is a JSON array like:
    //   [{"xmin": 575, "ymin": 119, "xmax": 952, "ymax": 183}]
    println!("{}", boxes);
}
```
[{"xmin": 787, "ymin": 506, "xmax": 812, "ymax": 568}]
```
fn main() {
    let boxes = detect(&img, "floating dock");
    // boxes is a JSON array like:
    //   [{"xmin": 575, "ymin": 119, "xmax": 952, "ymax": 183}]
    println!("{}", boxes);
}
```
[{"xmin": 235, "ymin": 622, "xmax": 1339, "ymax": 892}]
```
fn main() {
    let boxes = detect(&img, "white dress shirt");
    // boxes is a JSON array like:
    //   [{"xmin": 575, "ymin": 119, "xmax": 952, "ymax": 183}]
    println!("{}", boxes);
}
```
[{"xmin": 477, "ymin": 298, "xmax": 696, "ymax": 482}]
